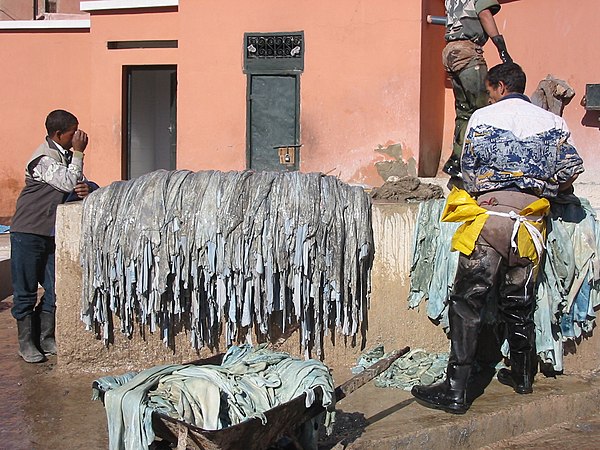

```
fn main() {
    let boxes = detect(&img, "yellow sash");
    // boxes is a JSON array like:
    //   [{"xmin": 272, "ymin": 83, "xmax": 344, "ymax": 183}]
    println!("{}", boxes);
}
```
[{"xmin": 441, "ymin": 187, "xmax": 550, "ymax": 264}]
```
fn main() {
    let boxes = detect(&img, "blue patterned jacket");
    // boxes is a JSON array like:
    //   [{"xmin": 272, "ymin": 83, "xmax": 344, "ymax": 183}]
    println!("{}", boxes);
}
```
[{"xmin": 461, "ymin": 94, "xmax": 584, "ymax": 198}]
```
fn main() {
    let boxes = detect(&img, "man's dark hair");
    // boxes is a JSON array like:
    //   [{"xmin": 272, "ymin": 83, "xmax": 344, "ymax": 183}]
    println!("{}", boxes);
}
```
[
  {"xmin": 486, "ymin": 62, "xmax": 527, "ymax": 94},
  {"xmin": 45, "ymin": 109, "xmax": 78, "ymax": 135}
]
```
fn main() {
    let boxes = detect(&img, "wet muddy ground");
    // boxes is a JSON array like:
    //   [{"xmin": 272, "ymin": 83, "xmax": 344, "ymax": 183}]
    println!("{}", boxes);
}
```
[
  {"xmin": 2, "ymin": 294, "xmax": 600, "ymax": 450},
  {"xmin": 0, "ymin": 295, "xmax": 356, "ymax": 450},
  {"xmin": 0, "ymin": 299, "xmax": 109, "ymax": 450},
  {"xmin": 483, "ymin": 416, "xmax": 600, "ymax": 449}
]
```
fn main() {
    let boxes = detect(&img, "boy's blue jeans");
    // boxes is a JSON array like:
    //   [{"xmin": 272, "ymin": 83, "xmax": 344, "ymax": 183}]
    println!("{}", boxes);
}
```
[{"xmin": 10, "ymin": 232, "xmax": 55, "ymax": 320}]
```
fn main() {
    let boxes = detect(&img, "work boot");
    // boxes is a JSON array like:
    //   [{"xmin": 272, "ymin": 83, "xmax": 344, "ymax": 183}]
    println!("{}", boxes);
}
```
[
  {"xmin": 39, "ymin": 311, "xmax": 57, "ymax": 355},
  {"xmin": 442, "ymin": 154, "xmax": 463, "ymax": 179},
  {"xmin": 411, "ymin": 364, "xmax": 471, "ymax": 414},
  {"xmin": 497, "ymin": 351, "xmax": 535, "ymax": 394},
  {"xmin": 17, "ymin": 316, "xmax": 46, "ymax": 363}
]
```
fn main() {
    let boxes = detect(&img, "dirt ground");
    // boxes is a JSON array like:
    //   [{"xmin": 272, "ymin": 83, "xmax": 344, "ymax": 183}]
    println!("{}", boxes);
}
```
[
  {"xmin": 0, "ymin": 299, "xmax": 109, "ymax": 450},
  {"xmin": 2, "ymin": 294, "xmax": 600, "ymax": 450},
  {"xmin": 0, "ymin": 296, "xmax": 361, "ymax": 450}
]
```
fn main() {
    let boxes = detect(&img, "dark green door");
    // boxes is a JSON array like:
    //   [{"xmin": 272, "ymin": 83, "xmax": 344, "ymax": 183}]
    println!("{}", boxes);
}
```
[{"xmin": 248, "ymin": 75, "xmax": 299, "ymax": 171}]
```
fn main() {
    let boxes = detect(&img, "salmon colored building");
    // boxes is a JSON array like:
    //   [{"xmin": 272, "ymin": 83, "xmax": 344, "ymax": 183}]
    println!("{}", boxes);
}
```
[
  {"xmin": 0, "ymin": 0, "xmax": 599, "ymax": 222},
  {"xmin": 0, "ymin": 0, "xmax": 83, "ymax": 20}
]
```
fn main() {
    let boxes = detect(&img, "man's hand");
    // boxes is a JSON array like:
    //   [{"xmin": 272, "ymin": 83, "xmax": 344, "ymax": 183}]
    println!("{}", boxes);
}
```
[
  {"xmin": 491, "ymin": 35, "xmax": 513, "ymax": 63},
  {"xmin": 558, "ymin": 174, "xmax": 579, "ymax": 192},
  {"xmin": 72, "ymin": 129, "xmax": 89, "ymax": 153},
  {"xmin": 74, "ymin": 181, "xmax": 91, "ymax": 199}
]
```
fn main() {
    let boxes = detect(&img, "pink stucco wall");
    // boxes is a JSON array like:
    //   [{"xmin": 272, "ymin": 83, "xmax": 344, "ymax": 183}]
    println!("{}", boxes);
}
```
[
  {"xmin": 0, "ymin": 29, "xmax": 90, "ymax": 221},
  {"xmin": 85, "ymin": 7, "xmax": 179, "ymax": 185},
  {"xmin": 498, "ymin": 0, "xmax": 600, "ymax": 184},
  {"xmin": 0, "ymin": 0, "xmax": 599, "ymax": 221},
  {"xmin": 441, "ymin": 0, "xmax": 600, "ymax": 179},
  {"xmin": 175, "ymin": 0, "xmax": 424, "ymax": 186}
]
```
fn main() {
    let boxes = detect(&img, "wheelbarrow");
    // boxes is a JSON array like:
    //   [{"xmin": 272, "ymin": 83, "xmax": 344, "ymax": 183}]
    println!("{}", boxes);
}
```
[{"xmin": 95, "ymin": 346, "xmax": 410, "ymax": 450}]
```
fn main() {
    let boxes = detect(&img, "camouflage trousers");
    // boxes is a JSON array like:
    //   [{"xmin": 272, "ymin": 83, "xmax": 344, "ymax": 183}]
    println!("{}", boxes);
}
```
[{"xmin": 443, "ymin": 40, "xmax": 489, "ymax": 158}]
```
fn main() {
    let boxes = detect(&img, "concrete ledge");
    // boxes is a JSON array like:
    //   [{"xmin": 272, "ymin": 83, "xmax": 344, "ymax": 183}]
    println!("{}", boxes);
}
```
[
  {"xmin": 55, "ymin": 201, "xmax": 450, "ymax": 373},
  {"xmin": 571, "ymin": 182, "xmax": 600, "ymax": 210},
  {"xmin": 421, "ymin": 178, "xmax": 600, "ymax": 211},
  {"xmin": 80, "ymin": 0, "xmax": 178, "ymax": 12},
  {"xmin": 54, "ymin": 181, "xmax": 600, "ymax": 374},
  {"xmin": 330, "ymin": 370, "xmax": 600, "ymax": 449},
  {"xmin": 0, "ymin": 20, "xmax": 90, "ymax": 29}
]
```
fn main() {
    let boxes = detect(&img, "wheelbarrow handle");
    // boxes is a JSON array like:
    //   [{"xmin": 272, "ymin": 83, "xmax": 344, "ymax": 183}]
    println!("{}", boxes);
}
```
[{"xmin": 334, "ymin": 346, "xmax": 410, "ymax": 401}]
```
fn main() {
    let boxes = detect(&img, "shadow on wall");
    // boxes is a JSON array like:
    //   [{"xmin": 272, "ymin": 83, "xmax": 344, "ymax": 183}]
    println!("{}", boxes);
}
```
[{"xmin": 582, "ymin": 110, "xmax": 600, "ymax": 129}]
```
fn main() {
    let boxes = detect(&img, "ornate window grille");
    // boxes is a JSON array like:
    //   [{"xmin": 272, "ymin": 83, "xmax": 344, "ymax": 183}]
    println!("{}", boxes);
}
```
[
  {"xmin": 246, "ymin": 34, "xmax": 303, "ymax": 59},
  {"xmin": 244, "ymin": 32, "xmax": 304, "ymax": 73}
]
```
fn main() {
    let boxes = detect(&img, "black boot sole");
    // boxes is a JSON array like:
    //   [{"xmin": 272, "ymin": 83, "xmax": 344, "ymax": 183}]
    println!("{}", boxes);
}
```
[
  {"xmin": 412, "ymin": 394, "xmax": 469, "ymax": 414},
  {"xmin": 497, "ymin": 370, "xmax": 533, "ymax": 394}
]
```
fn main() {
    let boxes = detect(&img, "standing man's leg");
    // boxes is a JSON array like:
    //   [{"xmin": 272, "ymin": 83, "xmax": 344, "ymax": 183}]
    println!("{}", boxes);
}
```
[
  {"xmin": 411, "ymin": 244, "xmax": 502, "ymax": 413},
  {"xmin": 453, "ymin": 62, "xmax": 489, "ymax": 154},
  {"xmin": 497, "ymin": 263, "xmax": 538, "ymax": 394},
  {"xmin": 441, "ymin": 40, "xmax": 488, "ymax": 177},
  {"xmin": 10, "ymin": 232, "xmax": 46, "ymax": 363},
  {"xmin": 38, "ymin": 237, "xmax": 56, "ymax": 355}
]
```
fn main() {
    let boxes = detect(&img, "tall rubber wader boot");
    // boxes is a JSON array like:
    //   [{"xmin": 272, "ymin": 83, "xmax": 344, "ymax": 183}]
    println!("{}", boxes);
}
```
[
  {"xmin": 443, "ymin": 62, "xmax": 488, "ymax": 178},
  {"xmin": 412, "ymin": 244, "xmax": 499, "ymax": 413},
  {"xmin": 411, "ymin": 363, "xmax": 472, "ymax": 414},
  {"xmin": 17, "ymin": 315, "xmax": 46, "ymax": 363},
  {"xmin": 411, "ymin": 292, "xmax": 476, "ymax": 414},
  {"xmin": 39, "ymin": 311, "xmax": 57, "ymax": 355},
  {"xmin": 497, "ymin": 322, "xmax": 536, "ymax": 394}
]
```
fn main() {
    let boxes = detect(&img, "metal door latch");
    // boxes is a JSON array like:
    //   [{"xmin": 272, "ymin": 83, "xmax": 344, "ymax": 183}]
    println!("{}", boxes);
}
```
[{"xmin": 274, "ymin": 144, "xmax": 302, "ymax": 166}]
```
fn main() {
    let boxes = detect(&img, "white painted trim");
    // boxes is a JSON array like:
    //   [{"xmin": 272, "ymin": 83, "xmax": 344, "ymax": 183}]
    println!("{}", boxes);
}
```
[
  {"xmin": 0, "ymin": 20, "xmax": 90, "ymax": 30},
  {"xmin": 80, "ymin": 0, "xmax": 178, "ymax": 12}
]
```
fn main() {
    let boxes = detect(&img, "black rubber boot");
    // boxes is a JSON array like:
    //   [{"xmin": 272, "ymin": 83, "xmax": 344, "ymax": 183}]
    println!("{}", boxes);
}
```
[
  {"xmin": 497, "ymin": 321, "xmax": 536, "ymax": 394},
  {"xmin": 411, "ymin": 364, "xmax": 471, "ymax": 414},
  {"xmin": 412, "ymin": 245, "xmax": 498, "ymax": 414},
  {"xmin": 497, "ymin": 350, "xmax": 536, "ymax": 394},
  {"xmin": 17, "ymin": 316, "xmax": 46, "ymax": 363},
  {"xmin": 39, "ymin": 311, "xmax": 57, "ymax": 355},
  {"xmin": 442, "ymin": 154, "xmax": 463, "ymax": 178}
]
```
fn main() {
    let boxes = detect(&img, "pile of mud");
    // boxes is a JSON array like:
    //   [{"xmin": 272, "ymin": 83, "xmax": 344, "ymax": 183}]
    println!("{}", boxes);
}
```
[{"xmin": 370, "ymin": 176, "xmax": 444, "ymax": 203}]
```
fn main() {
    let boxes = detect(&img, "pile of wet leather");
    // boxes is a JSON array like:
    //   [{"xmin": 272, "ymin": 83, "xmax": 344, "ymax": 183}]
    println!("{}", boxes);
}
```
[{"xmin": 80, "ymin": 169, "xmax": 374, "ymax": 357}]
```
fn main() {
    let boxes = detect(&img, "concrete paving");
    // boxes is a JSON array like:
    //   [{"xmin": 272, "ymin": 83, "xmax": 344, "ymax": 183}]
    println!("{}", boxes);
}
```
[
  {"xmin": 483, "ymin": 413, "xmax": 600, "ymax": 449},
  {"xmin": 321, "ymin": 364, "xmax": 600, "ymax": 449},
  {"xmin": 1, "ymin": 293, "xmax": 600, "ymax": 449},
  {"xmin": 2, "ymin": 178, "xmax": 600, "ymax": 448}
]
